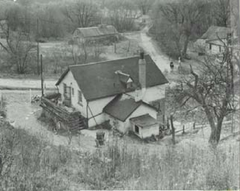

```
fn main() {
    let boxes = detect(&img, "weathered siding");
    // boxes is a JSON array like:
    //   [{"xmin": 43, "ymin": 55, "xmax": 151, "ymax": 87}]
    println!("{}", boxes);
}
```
[
  {"xmin": 57, "ymin": 72, "xmax": 165, "ymax": 129},
  {"xmin": 87, "ymin": 96, "xmax": 115, "ymax": 127},
  {"xmin": 105, "ymin": 104, "xmax": 157, "ymax": 134},
  {"xmin": 140, "ymin": 124, "xmax": 159, "ymax": 138},
  {"xmin": 105, "ymin": 114, "xmax": 125, "ymax": 133},
  {"xmin": 131, "ymin": 122, "xmax": 159, "ymax": 139},
  {"xmin": 125, "ymin": 104, "xmax": 157, "ymax": 132},
  {"xmin": 57, "ymin": 71, "xmax": 88, "ymax": 117}
]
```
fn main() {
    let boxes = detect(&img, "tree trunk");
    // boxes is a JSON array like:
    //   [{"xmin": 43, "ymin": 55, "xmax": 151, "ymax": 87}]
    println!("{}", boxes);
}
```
[
  {"xmin": 170, "ymin": 114, "xmax": 175, "ymax": 144},
  {"xmin": 209, "ymin": 117, "xmax": 223, "ymax": 146},
  {"xmin": 182, "ymin": 35, "xmax": 190, "ymax": 58},
  {"xmin": 203, "ymin": 105, "xmax": 222, "ymax": 146}
]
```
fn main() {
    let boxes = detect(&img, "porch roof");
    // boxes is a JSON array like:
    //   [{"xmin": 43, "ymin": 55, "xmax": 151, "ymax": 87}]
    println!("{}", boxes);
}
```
[{"xmin": 130, "ymin": 114, "xmax": 158, "ymax": 128}]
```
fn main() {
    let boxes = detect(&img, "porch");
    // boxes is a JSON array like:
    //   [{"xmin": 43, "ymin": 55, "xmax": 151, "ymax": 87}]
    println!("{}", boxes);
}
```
[{"xmin": 40, "ymin": 94, "xmax": 87, "ymax": 133}]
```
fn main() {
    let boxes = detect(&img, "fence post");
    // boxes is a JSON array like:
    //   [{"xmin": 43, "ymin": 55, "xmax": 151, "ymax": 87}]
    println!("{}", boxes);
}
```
[
  {"xmin": 182, "ymin": 125, "xmax": 185, "ymax": 134},
  {"xmin": 29, "ymin": 89, "xmax": 32, "ymax": 103},
  {"xmin": 170, "ymin": 114, "xmax": 175, "ymax": 144}
]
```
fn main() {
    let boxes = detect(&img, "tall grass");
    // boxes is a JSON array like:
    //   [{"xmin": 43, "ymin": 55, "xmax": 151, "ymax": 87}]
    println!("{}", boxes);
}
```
[
  {"xmin": 0, "ymin": 120, "xmax": 239, "ymax": 190},
  {"xmin": 68, "ymin": 137, "xmax": 239, "ymax": 190}
]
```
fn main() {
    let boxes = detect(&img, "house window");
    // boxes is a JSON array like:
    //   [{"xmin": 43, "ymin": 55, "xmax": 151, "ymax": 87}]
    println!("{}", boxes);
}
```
[
  {"xmin": 72, "ymin": 88, "xmax": 74, "ymax": 96},
  {"xmin": 209, "ymin": 44, "xmax": 212, "ymax": 50},
  {"xmin": 78, "ymin": 90, "xmax": 82, "ymax": 105},
  {"xmin": 126, "ymin": 78, "xmax": 133, "ymax": 89},
  {"xmin": 135, "ymin": 125, "xmax": 139, "ymax": 134},
  {"xmin": 63, "ymin": 83, "xmax": 71, "ymax": 99},
  {"xmin": 63, "ymin": 83, "xmax": 67, "ymax": 94},
  {"xmin": 126, "ymin": 82, "xmax": 133, "ymax": 89}
]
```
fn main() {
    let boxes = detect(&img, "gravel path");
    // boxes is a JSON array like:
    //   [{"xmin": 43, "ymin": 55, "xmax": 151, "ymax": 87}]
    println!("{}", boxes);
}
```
[
  {"xmin": 124, "ymin": 24, "xmax": 171, "ymax": 73},
  {"xmin": 139, "ymin": 26, "xmax": 171, "ymax": 73}
]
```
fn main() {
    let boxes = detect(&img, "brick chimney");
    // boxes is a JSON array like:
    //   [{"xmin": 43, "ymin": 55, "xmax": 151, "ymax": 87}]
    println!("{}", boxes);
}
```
[
  {"xmin": 139, "ymin": 51, "xmax": 146, "ymax": 90},
  {"xmin": 135, "ymin": 51, "xmax": 147, "ymax": 102}
]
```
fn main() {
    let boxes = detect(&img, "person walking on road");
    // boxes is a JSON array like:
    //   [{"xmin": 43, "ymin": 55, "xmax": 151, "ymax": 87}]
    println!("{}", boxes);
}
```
[{"xmin": 170, "ymin": 61, "xmax": 174, "ymax": 72}]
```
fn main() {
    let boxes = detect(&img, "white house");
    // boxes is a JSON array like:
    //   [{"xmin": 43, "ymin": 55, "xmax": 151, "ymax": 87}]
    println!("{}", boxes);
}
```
[
  {"xmin": 55, "ymin": 53, "xmax": 169, "ymax": 138},
  {"xmin": 194, "ymin": 26, "xmax": 233, "ymax": 55}
]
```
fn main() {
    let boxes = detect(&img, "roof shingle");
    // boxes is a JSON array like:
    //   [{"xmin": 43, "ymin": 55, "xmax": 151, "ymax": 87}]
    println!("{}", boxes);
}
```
[
  {"xmin": 130, "ymin": 114, "xmax": 158, "ymax": 127},
  {"xmin": 201, "ymin": 26, "xmax": 232, "ymax": 40},
  {"xmin": 75, "ymin": 25, "xmax": 118, "ymax": 39},
  {"xmin": 56, "ymin": 55, "xmax": 168, "ymax": 101},
  {"xmin": 103, "ymin": 94, "xmax": 142, "ymax": 122}
]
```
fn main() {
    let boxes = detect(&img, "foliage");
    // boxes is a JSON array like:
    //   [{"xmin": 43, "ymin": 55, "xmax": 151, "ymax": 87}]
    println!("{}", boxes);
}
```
[
  {"xmin": 103, "ymin": 0, "xmax": 141, "ymax": 32},
  {"xmin": 61, "ymin": 0, "xmax": 101, "ymax": 31},
  {"xmin": 168, "ymin": 44, "xmax": 238, "ymax": 146},
  {"xmin": 150, "ymin": 0, "xmax": 232, "ymax": 59},
  {"xmin": 150, "ymin": 0, "xmax": 209, "ymax": 59},
  {"xmin": 0, "ymin": 119, "xmax": 239, "ymax": 190},
  {"xmin": 0, "ymin": 24, "xmax": 37, "ymax": 74}
]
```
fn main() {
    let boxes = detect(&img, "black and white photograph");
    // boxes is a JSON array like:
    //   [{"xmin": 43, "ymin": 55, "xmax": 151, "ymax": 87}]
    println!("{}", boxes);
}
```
[{"xmin": 0, "ymin": 0, "xmax": 239, "ymax": 190}]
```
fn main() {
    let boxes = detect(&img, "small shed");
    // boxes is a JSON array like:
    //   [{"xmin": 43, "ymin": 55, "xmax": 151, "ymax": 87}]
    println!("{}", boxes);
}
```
[
  {"xmin": 130, "ymin": 114, "xmax": 159, "ymax": 139},
  {"xmin": 73, "ymin": 25, "xmax": 119, "ymax": 45},
  {"xmin": 104, "ymin": 94, "xmax": 158, "ymax": 135},
  {"xmin": 194, "ymin": 26, "xmax": 233, "ymax": 54}
]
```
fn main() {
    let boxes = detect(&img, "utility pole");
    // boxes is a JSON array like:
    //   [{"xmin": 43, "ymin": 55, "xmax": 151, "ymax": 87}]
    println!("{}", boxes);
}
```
[
  {"xmin": 37, "ymin": 18, "xmax": 40, "ymax": 75},
  {"xmin": 40, "ymin": 54, "xmax": 44, "ymax": 97}
]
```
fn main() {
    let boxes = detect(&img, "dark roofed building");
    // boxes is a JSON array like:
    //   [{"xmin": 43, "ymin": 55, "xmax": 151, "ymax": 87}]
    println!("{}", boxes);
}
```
[
  {"xmin": 55, "ymin": 53, "xmax": 168, "ymax": 136},
  {"xmin": 104, "ymin": 94, "xmax": 145, "ymax": 122},
  {"xmin": 73, "ymin": 24, "xmax": 119, "ymax": 45},
  {"xmin": 201, "ymin": 26, "xmax": 232, "ymax": 40},
  {"xmin": 194, "ymin": 26, "xmax": 234, "ymax": 55},
  {"xmin": 56, "ymin": 54, "xmax": 168, "ymax": 101}
]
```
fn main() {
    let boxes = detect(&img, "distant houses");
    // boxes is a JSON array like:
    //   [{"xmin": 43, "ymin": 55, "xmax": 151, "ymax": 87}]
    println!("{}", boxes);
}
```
[
  {"xmin": 194, "ymin": 26, "xmax": 233, "ymax": 55},
  {"xmin": 72, "ymin": 24, "xmax": 119, "ymax": 45}
]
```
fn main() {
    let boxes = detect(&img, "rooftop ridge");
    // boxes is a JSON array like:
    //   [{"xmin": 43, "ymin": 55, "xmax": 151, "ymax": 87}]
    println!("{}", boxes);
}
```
[{"xmin": 69, "ymin": 54, "xmax": 151, "ymax": 68}]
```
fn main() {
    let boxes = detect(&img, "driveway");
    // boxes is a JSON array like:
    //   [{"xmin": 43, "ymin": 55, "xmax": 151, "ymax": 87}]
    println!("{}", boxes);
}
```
[
  {"xmin": 0, "ymin": 78, "xmax": 57, "ymax": 90},
  {"xmin": 1, "ymin": 90, "xmax": 97, "ymax": 152},
  {"xmin": 124, "ymin": 24, "xmax": 171, "ymax": 73}
]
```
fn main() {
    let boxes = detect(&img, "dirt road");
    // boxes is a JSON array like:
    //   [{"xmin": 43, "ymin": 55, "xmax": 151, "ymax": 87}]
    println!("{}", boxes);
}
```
[
  {"xmin": 124, "ymin": 24, "xmax": 171, "ymax": 73},
  {"xmin": 0, "ymin": 78, "xmax": 57, "ymax": 90}
]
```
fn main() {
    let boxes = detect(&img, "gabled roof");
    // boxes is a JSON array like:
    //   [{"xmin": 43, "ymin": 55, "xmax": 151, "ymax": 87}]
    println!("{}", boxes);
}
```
[
  {"xmin": 75, "ymin": 25, "xmax": 118, "ymax": 39},
  {"xmin": 201, "ymin": 26, "xmax": 232, "ymax": 40},
  {"xmin": 56, "ymin": 55, "xmax": 168, "ymax": 101},
  {"xmin": 103, "ymin": 94, "xmax": 156, "ymax": 122},
  {"xmin": 130, "ymin": 114, "xmax": 158, "ymax": 128}
]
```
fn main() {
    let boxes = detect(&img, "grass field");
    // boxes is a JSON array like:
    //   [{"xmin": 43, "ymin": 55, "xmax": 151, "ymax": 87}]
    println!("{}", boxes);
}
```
[{"xmin": 0, "ymin": 118, "xmax": 239, "ymax": 190}]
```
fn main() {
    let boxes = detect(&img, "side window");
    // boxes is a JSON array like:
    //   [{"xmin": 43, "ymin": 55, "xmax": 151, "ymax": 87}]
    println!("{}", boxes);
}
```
[
  {"xmin": 135, "ymin": 125, "xmax": 139, "ymax": 134},
  {"xmin": 78, "ymin": 90, "xmax": 82, "ymax": 105},
  {"xmin": 72, "ymin": 88, "xmax": 74, "ymax": 96},
  {"xmin": 63, "ymin": 83, "xmax": 67, "ymax": 94}
]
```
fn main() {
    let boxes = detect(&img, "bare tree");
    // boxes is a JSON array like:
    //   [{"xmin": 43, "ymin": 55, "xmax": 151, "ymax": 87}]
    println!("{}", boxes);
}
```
[
  {"xmin": 135, "ymin": 0, "xmax": 154, "ymax": 15},
  {"xmin": 155, "ymin": 0, "xmax": 208, "ymax": 59},
  {"xmin": 107, "ymin": 1, "xmax": 140, "ymax": 32},
  {"xmin": 0, "ymin": 21, "xmax": 37, "ymax": 74},
  {"xmin": 62, "ymin": 0, "xmax": 100, "ymax": 30},
  {"xmin": 171, "ymin": 44, "xmax": 238, "ymax": 146},
  {"xmin": 214, "ymin": 0, "xmax": 230, "ymax": 27}
]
